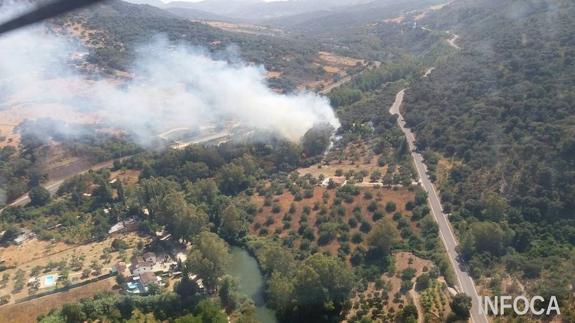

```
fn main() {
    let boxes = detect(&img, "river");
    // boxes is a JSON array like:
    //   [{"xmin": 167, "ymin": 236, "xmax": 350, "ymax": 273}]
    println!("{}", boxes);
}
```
[{"xmin": 227, "ymin": 246, "xmax": 278, "ymax": 323}]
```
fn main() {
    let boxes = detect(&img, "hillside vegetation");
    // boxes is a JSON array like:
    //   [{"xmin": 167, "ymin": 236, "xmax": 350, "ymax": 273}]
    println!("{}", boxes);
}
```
[
  {"xmin": 403, "ymin": 0, "xmax": 575, "ymax": 311},
  {"xmin": 52, "ymin": 0, "xmax": 322, "ymax": 92}
]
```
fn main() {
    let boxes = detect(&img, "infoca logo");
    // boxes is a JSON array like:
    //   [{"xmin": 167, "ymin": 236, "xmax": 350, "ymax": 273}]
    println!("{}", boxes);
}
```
[{"xmin": 478, "ymin": 296, "xmax": 560, "ymax": 316}]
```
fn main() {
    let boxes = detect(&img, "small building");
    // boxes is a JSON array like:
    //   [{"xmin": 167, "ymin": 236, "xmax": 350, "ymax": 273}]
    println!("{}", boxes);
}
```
[
  {"xmin": 130, "ymin": 256, "xmax": 154, "ymax": 276},
  {"xmin": 139, "ymin": 272, "xmax": 160, "ymax": 292},
  {"xmin": 320, "ymin": 176, "xmax": 347, "ymax": 188},
  {"xmin": 112, "ymin": 262, "xmax": 131, "ymax": 277},
  {"xmin": 142, "ymin": 252, "xmax": 157, "ymax": 264},
  {"xmin": 108, "ymin": 218, "xmax": 138, "ymax": 235},
  {"xmin": 14, "ymin": 229, "xmax": 35, "ymax": 245}
]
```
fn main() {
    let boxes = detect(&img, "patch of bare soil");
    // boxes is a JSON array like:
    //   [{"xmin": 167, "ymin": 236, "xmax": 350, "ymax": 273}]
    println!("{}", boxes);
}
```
[
  {"xmin": 110, "ymin": 169, "xmax": 141, "ymax": 187},
  {"xmin": 318, "ymin": 51, "xmax": 364, "ymax": 67},
  {"xmin": 204, "ymin": 21, "xmax": 283, "ymax": 36}
]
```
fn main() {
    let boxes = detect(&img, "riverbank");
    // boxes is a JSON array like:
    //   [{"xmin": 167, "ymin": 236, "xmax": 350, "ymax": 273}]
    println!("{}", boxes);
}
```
[{"xmin": 226, "ymin": 246, "xmax": 277, "ymax": 323}]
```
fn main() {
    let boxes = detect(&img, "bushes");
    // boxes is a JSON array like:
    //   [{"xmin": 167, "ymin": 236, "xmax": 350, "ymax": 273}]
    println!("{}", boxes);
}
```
[
  {"xmin": 29, "ymin": 186, "xmax": 51, "ymax": 206},
  {"xmin": 271, "ymin": 204, "xmax": 281, "ymax": 214},
  {"xmin": 351, "ymin": 232, "xmax": 363, "ymax": 244},
  {"xmin": 385, "ymin": 201, "xmax": 396, "ymax": 213},
  {"xmin": 367, "ymin": 201, "xmax": 379, "ymax": 212},
  {"xmin": 111, "ymin": 238, "xmax": 128, "ymax": 251},
  {"xmin": 359, "ymin": 221, "xmax": 372, "ymax": 233}
]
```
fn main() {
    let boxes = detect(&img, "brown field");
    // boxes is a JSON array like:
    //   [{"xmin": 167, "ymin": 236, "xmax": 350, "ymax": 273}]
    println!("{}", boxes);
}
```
[
  {"xmin": 110, "ymin": 169, "xmax": 141, "ymax": 187},
  {"xmin": 250, "ymin": 186, "xmax": 416, "ymax": 257},
  {"xmin": 298, "ymin": 140, "xmax": 405, "ymax": 187},
  {"xmin": 322, "ymin": 65, "xmax": 343, "ymax": 74},
  {"xmin": 0, "ymin": 233, "xmax": 146, "ymax": 304},
  {"xmin": 266, "ymin": 71, "xmax": 283, "ymax": 79},
  {"xmin": 0, "ymin": 87, "xmax": 101, "ymax": 151},
  {"xmin": 57, "ymin": 21, "xmax": 112, "ymax": 49},
  {"xmin": 318, "ymin": 51, "xmax": 364, "ymax": 67},
  {"xmin": 0, "ymin": 239, "xmax": 72, "ymax": 268},
  {"xmin": 296, "ymin": 52, "xmax": 370, "ymax": 93},
  {"xmin": 413, "ymin": 2, "xmax": 452, "ymax": 21},
  {"xmin": 0, "ymin": 123, "xmax": 19, "ymax": 149},
  {"xmin": 0, "ymin": 277, "xmax": 117, "ymax": 323},
  {"xmin": 204, "ymin": 21, "xmax": 282, "ymax": 36},
  {"xmin": 384, "ymin": 16, "xmax": 405, "ymax": 24}
]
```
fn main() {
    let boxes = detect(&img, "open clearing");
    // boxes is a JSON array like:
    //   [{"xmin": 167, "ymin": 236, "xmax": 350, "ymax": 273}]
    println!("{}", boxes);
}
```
[
  {"xmin": 0, "ymin": 233, "xmax": 145, "ymax": 304},
  {"xmin": 0, "ymin": 277, "xmax": 116, "ymax": 323}
]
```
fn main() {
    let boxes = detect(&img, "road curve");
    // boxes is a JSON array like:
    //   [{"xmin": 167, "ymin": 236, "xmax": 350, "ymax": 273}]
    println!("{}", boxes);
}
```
[
  {"xmin": 390, "ymin": 89, "xmax": 488, "ymax": 323},
  {"xmin": 0, "ymin": 156, "xmax": 132, "ymax": 214},
  {"xmin": 447, "ymin": 32, "xmax": 461, "ymax": 50}
]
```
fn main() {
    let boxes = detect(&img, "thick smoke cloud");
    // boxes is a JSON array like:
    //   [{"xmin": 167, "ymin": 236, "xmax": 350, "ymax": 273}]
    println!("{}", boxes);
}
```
[{"xmin": 0, "ymin": 5, "xmax": 340, "ymax": 146}]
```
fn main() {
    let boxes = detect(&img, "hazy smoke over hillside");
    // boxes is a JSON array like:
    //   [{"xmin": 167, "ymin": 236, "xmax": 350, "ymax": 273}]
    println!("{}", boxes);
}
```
[{"xmin": 0, "ymin": 5, "xmax": 339, "ymax": 146}]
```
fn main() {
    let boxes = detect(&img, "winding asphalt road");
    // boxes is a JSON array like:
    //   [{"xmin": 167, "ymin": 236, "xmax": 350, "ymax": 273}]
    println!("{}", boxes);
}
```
[{"xmin": 390, "ymin": 89, "xmax": 488, "ymax": 323}]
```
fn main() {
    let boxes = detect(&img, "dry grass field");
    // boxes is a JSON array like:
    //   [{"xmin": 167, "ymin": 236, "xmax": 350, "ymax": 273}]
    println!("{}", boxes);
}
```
[
  {"xmin": 0, "ymin": 277, "xmax": 116, "ymax": 323},
  {"xmin": 0, "ymin": 233, "xmax": 145, "ymax": 305}
]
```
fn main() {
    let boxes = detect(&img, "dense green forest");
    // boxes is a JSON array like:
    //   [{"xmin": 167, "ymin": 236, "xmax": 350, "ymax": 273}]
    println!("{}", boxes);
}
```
[{"xmin": 403, "ymin": 0, "xmax": 575, "ymax": 309}]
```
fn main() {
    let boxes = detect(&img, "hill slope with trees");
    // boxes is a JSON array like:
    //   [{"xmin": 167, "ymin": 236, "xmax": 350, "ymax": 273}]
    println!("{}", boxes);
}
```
[{"xmin": 403, "ymin": 0, "xmax": 575, "ymax": 314}]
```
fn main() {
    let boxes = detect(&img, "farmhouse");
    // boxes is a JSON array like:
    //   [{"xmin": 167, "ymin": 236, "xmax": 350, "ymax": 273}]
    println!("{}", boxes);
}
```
[
  {"xmin": 320, "ymin": 176, "xmax": 347, "ymax": 188},
  {"xmin": 130, "ymin": 255, "xmax": 155, "ymax": 276},
  {"xmin": 138, "ymin": 272, "xmax": 161, "ymax": 292}
]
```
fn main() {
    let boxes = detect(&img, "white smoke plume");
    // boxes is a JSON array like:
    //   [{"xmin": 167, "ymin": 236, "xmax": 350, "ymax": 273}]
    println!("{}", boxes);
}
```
[{"xmin": 0, "ymin": 5, "xmax": 340, "ymax": 146}]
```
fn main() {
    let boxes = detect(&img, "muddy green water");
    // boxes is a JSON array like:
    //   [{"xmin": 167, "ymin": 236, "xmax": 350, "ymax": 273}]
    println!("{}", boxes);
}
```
[{"xmin": 227, "ymin": 246, "xmax": 278, "ymax": 323}]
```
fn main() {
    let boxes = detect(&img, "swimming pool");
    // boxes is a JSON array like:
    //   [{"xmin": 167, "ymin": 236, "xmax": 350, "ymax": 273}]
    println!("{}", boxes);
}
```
[{"xmin": 43, "ymin": 274, "xmax": 57, "ymax": 287}]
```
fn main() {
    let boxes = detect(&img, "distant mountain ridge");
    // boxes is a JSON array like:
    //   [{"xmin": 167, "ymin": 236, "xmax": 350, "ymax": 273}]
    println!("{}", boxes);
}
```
[{"xmin": 126, "ymin": 0, "xmax": 376, "ymax": 21}]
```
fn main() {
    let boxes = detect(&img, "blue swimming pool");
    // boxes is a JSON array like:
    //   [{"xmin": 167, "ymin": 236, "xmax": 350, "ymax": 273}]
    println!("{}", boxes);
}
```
[{"xmin": 44, "ymin": 274, "xmax": 57, "ymax": 287}]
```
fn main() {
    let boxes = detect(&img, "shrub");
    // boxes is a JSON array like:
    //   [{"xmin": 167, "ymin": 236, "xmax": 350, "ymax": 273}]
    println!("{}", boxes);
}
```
[
  {"xmin": 272, "ymin": 204, "xmax": 281, "ymax": 214},
  {"xmin": 405, "ymin": 201, "xmax": 415, "ymax": 211},
  {"xmin": 351, "ymin": 232, "xmax": 363, "ymax": 244},
  {"xmin": 348, "ymin": 218, "xmax": 358, "ymax": 228},
  {"xmin": 385, "ymin": 202, "xmax": 397, "ymax": 213},
  {"xmin": 372, "ymin": 211, "xmax": 383, "ymax": 221},
  {"xmin": 401, "ymin": 267, "xmax": 417, "ymax": 281},
  {"xmin": 359, "ymin": 221, "xmax": 372, "ymax": 233},
  {"xmin": 367, "ymin": 201, "xmax": 378, "ymax": 212},
  {"xmin": 111, "ymin": 239, "xmax": 128, "ymax": 251}
]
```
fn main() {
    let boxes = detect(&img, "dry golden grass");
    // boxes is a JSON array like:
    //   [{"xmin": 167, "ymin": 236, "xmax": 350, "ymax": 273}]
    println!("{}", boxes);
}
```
[
  {"xmin": 205, "ymin": 21, "xmax": 282, "ymax": 35},
  {"xmin": 266, "ymin": 71, "xmax": 283, "ymax": 79},
  {"xmin": 110, "ymin": 169, "xmax": 141, "ymax": 187},
  {"xmin": 0, "ymin": 277, "xmax": 116, "ymax": 323},
  {"xmin": 0, "ymin": 233, "xmax": 146, "ymax": 305},
  {"xmin": 384, "ymin": 16, "xmax": 405, "ymax": 24},
  {"xmin": 318, "ymin": 51, "xmax": 364, "ymax": 67},
  {"xmin": 435, "ymin": 157, "xmax": 461, "ymax": 188}
]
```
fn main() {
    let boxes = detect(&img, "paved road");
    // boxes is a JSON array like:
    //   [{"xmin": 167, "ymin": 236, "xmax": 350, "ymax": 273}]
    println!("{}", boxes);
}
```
[
  {"xmin": 0, "ymin": 156, "xmax": 131, "ymax": 214},
  {"xmin": 390, "ymin": 89, "xmax": 488, "ymax": 323}
]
